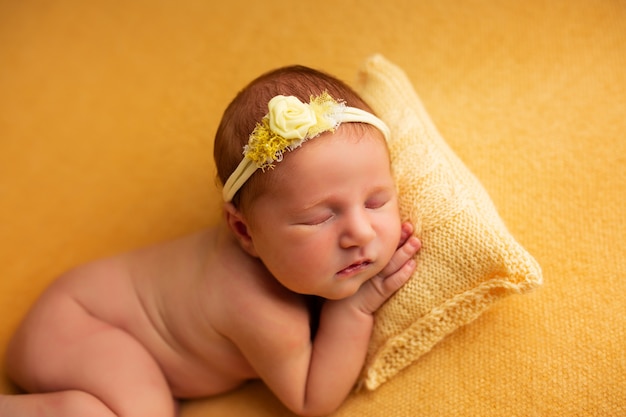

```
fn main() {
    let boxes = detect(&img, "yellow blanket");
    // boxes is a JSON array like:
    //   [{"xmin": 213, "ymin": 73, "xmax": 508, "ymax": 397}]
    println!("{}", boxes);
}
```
[{"xmin": 1, "ymin": 1, "xmax": 624, "ymax": 415}]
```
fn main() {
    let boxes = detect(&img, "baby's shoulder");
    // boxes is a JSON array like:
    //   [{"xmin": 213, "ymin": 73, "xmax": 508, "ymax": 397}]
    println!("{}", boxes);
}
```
[
  {"xmin": 219, "ymin": 265, "xmax": 309, "ymax": 326},
  {"xmin": 216, "ymin": 283, "xmax": 312, "ymax": 357},
  {"xmin": 211, "ymin": 238, "xmax": 311, "ymax": 344}
]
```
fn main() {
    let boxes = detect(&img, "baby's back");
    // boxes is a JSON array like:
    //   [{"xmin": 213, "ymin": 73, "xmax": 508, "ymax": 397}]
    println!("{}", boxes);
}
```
[{"xmin": 7, "ymin": 227, "xmax": 258, "ymax": 400}]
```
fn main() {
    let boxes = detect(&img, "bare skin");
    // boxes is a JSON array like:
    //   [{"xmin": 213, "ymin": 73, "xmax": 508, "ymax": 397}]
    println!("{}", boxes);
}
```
[{"xmin": 1, "ymin": 130, "xmax": 421, "ymax": 417}]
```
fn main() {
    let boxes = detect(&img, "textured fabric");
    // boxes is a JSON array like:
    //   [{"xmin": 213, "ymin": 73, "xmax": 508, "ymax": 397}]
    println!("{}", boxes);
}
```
[
  {"xmin": 1, "ymin": 1, "xmax": 625, "ymax": 416},
  {"xmin": 356, "ymin": 55, "xmax": 542, "ymax": 390}
]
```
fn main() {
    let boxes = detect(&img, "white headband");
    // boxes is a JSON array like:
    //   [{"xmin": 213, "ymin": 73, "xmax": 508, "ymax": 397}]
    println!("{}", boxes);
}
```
[{"xmin": 222, "ymin": 92, "xmax": 390, "ymax": 202}]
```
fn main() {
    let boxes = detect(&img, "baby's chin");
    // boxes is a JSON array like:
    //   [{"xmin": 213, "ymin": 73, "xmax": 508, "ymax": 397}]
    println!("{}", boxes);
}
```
[{"xmin": 321, "ymin": 288, "xmax": 360, "ymax": 301}]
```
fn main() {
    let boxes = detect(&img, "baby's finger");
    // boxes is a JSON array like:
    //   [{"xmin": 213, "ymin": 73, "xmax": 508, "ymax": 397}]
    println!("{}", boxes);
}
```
[
  {"xmin": 397, "ymin": 222, "xmax": 414, "ymax": 248},
  {"xmin": 379, "ymin": 236, "xmax": 421, "ymax": 278},
  {"xmin": 379, "ymin": 258, "xmax": 416, "ymax": 295},
  {"xmin": 358, "ymin": 259, "xmax": 417, "ymax": 313}
]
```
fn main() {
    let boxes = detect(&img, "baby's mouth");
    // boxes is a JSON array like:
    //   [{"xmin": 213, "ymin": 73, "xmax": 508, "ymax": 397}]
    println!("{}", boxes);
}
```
[{"xmin": 337, "ymin": 260, "xmax": 372, "ymax": 277}]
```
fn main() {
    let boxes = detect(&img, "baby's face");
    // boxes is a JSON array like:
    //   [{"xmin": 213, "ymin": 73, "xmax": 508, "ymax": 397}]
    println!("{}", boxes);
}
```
[{"xmin": 244, "ymin": 126, "xmax": 401, "ymax": 300}]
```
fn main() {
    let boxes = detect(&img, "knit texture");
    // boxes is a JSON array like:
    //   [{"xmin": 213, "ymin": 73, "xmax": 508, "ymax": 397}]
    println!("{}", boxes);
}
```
[
  {"xmin": 3, "ymin": 1, "xmax": 625, "ymax": 416},
  {"xmin": 355, "ymin": 55, "xmax": 542, "ymax": 390}
]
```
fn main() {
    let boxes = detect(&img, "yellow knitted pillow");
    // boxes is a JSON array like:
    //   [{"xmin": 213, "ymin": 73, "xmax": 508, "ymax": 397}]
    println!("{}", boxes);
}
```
[{"xmin": 355, "ymin": 55, "xmax": 542, "ymax": 390}]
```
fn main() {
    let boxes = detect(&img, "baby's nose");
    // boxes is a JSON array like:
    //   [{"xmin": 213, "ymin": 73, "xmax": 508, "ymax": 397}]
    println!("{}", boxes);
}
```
[{"xmin": 339, "ymin": 210, "xmax": 376, "ymax": 248}]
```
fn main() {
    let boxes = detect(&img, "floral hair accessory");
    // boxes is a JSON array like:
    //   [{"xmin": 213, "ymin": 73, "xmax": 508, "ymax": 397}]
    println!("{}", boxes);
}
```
[{"xmin": 222, "ymin": 91, "xmax": 390, "ymax": 202}]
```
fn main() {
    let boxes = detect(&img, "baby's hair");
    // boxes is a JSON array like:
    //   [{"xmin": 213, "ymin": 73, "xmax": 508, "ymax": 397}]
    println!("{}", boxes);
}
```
[{"xmin": 214, "ymin": 65, "xmax": 375, "ymax": 209}]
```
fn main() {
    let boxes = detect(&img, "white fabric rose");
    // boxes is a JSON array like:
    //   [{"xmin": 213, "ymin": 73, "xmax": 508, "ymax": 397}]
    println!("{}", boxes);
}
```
[{"xmin": 268, "ymin": 95, "xmax": 318, "ymax": 139}]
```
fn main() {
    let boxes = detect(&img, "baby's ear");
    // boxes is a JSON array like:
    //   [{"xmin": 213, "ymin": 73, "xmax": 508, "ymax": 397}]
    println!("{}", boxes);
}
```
[{"xmin": 223, "ymin": 203, "xmax": 259, "ymax": 257}]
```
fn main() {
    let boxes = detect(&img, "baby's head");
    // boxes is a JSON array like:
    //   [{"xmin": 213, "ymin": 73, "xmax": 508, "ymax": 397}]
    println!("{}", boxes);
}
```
[
  {"xmin": 214, "ymin": 65, "xmax": 384, "ymax": 211},
  {"xmin": 214, "ymin": 66, "xmax": 402, "ymax": 299}
]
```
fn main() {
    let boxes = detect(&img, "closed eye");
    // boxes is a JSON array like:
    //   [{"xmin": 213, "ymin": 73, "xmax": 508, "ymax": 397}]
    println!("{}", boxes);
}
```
[
  {"xmin": 291, "ymin": 208, "xmax": 335, "ymax": 226},
  {"xmin": 365, "ymin": 193, "xmax": 392, "ymax": 209},
  {"xmin": 365, "ymin": 199, "xmax": 387, "ymax": 209},
  {"xmin": 300, "ymin": 213, "xmax": 334, "ymax": 226}
]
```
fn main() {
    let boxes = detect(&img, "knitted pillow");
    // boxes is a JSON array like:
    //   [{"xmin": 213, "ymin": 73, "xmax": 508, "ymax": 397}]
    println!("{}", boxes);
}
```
[{"xmin": 355, "ymin": 55, "xmax": 542, "ymax": 390}]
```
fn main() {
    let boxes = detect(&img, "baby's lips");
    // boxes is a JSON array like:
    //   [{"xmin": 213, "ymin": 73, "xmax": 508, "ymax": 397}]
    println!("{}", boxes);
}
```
[{"xmin": 337, "ymin": 259, "xmax": 372, "ymax": 277}]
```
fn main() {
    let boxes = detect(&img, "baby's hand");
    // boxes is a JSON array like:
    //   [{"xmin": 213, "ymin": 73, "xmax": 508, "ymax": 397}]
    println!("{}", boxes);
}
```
[{"xmin": 353, "ymin": 222, "xmax": 421, "ymax": 315}]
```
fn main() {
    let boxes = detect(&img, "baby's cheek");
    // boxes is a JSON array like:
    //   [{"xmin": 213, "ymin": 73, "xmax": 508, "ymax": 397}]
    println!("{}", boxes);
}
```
[
  {"xmin": 381, "ymin": 233, "xmax": 400, "ymax": 264},
  {"xmin": 382, "ymin": 217, "xmax": 402, "ymax": 261}
]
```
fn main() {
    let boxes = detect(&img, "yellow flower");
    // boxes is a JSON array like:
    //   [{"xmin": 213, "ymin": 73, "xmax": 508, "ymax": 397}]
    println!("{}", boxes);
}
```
[
  {"xmin": 268, "ymin": 95, "xmax": 318, "ymax": 140},
  {"xmin": 222, "ymin": 91, "xmax": 390, "ymax": 201},
  {"xmin": 244, "ymin": 92, "xmax": 343, "ymax": 170}
]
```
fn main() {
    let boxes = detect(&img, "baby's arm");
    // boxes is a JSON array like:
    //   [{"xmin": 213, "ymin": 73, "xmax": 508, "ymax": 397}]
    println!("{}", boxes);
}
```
[
  {"xmin": 230, "ymin": 222, "xmax": 420, "ymax": 417},
  {"xmin": 301, "ymin": 222, "xmax": 420, "ymax": 415}
]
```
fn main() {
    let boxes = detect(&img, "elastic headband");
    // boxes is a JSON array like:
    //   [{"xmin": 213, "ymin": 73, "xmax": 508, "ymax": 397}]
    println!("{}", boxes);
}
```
[{"xmin": 222, "ymin": 91, "xmax": 390, "ymax": 202}]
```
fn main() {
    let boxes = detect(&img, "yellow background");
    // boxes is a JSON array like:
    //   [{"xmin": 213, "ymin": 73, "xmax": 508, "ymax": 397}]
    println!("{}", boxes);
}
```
[{"xmin": 1, "ymin": 1, "xmax": 625, "ymax": 415}]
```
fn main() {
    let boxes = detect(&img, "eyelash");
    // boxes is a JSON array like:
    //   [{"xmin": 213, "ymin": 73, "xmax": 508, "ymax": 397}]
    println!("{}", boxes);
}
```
[
  {"xmin": 299, "ymin": 197, "xmax": 390, "ymax": 226},
  {"xmin": 365, "ymin": 198, "xmax": 388, "ymax": 209},
  {"xmin": 301, "ymin": 213, "xmax": 334, "ymax": 226}
]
